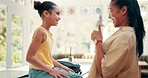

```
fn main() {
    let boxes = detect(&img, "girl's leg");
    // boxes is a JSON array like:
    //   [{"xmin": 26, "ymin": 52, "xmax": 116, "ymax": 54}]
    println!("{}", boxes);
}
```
[
  {"xmin": 55, "ymin": 67, "xmax": 83, "ymax": 78},
  {"xmin": 29, "ymin": 68, "xmax": 54, "ymax": 78},
  {"xmin": 29, "ymin": 67, "xmax": 82, "ymax": 78}
]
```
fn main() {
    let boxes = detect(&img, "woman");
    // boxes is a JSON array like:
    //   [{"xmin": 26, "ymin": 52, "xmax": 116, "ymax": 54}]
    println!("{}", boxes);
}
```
[
  {"xmin": 26, "ymin": 1, "xmax": 82, "ymax": 78},
  {"xmin": 88, "ymin": 0, "xmax": 145, "ymax": 78}
]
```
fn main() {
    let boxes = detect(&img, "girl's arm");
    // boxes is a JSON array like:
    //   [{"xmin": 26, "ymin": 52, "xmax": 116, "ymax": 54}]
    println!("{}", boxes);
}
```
[
  {"xmin": 26, "ymin": 28, "xmax": 53, "ymax": 72},
  {"xmin": 26, "ymin": 28, "xmax": 68, "ymax": 78},
  {"xmin": 53, "ymin": 59, "xmax": 74, "ymax": 72}
]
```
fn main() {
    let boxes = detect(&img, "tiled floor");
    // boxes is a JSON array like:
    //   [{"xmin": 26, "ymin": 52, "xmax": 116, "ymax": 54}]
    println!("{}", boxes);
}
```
[{"xmin": 0, "ymin": 59, "xmax": 93, "ymax": 78}]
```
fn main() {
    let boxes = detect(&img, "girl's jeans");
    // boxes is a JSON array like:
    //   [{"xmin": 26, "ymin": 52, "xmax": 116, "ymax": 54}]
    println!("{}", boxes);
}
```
[{"xmin": 29, "ymin": 67, "xmax": 82, "ymax": 78}]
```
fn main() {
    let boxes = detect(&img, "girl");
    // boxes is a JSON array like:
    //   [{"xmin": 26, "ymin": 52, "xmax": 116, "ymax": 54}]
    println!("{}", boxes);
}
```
[{"xmin": 26, "ymin": 1, "xmax": 82, "ymax": 78}]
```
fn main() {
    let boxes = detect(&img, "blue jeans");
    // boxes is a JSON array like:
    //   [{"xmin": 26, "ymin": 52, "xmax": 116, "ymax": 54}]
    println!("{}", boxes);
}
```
[{"xmin": 29, "ymin": 67, "xmax": 82, "ymax": 78}]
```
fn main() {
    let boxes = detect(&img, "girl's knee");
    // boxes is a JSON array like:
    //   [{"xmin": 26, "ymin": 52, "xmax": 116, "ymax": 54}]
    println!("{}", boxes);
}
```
[{"xmin": 67, "ymin": 72, "xmax": 82, "ymax": 78}]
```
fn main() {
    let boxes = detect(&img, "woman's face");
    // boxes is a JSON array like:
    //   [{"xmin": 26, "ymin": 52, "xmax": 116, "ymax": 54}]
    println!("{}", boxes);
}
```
[
  {"xmin": 46, "ymin": 6, "xmax": 61, "ymax": 26},
  {"xmin": 108, "ymin": 2, "xmax": 123, "ymax": 27}
]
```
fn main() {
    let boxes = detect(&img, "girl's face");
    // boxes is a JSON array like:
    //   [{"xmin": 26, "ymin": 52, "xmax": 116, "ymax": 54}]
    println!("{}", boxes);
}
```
[
  {"xmin": 108, "ymin": 2, "xmax": 124, "ymax": 27},
  {"xmin": 46, "ymin": 6, "xmax": 61, "ymax": 26}
]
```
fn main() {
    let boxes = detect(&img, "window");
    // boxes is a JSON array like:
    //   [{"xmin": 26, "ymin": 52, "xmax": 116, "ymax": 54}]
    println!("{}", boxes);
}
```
[
  {"xmin": 138, "ymin": 0, "xmax": 148, "ymax": 55},
  {"xmin": 11, "ymin": 14, "xmax": 23, "ymax": 67},
  {"xmin": 0, "ymin": 3, "xmax": 6, "ymax": 69},
  {"xmin": 11, "ymin": 0, "xmax": 26, "ymax": 5}
]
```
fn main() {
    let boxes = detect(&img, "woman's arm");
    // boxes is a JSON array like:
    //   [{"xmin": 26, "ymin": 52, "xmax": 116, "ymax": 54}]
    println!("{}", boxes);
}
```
[
  {"xmin": 95, "ymin": 42, "xmax": 104, "ymax": 77},
  {"xmin": 91, "ymin": 23, "xmax": 104, "ymax": 76}
]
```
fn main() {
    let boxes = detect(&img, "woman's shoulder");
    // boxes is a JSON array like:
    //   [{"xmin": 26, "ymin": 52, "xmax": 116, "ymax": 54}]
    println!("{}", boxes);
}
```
[
  {"xmin": 118, "ymin": 27, "xmax": 134, "ymax": 36},
  {"xmin": 114, "ymin": 32, "xmax": 135, "ymax": 45}
]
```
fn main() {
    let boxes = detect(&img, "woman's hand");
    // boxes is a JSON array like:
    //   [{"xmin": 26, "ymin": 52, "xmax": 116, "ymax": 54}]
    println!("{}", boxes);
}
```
[
  {"xmin": 91, "ymin": 30, "xmax": 99, "ymax": 41},
  {"xmin": 91, "ymin": 22, "xmax": 103, "ymax": 42}
]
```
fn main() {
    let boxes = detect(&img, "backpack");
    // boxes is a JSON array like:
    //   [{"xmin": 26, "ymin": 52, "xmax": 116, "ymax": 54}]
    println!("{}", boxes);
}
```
[{"xmin": 58, "ymin": 60, "xmax": 82, "ymax": 75}]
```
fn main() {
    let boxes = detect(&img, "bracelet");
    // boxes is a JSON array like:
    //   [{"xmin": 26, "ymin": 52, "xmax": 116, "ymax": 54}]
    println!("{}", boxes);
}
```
[{"xmin": 93, "ymin": 39, "xmax": 102, "ymax": 45}]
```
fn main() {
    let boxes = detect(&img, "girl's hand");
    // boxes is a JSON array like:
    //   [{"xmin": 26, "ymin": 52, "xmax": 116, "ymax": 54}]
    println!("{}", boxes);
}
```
[
  {"xmin": 48, "ymin": 68, "xmax": 68, "ymax": 78},
  {"xmin": 63, "ymin": 66, "xmax": 74, "ymax": 72}
]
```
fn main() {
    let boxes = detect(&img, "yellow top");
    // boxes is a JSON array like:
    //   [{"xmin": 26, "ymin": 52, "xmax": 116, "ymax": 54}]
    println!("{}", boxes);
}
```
[
  {"xmin": 88, "ymin": 27, "xmax": 140, "ymax": 78},
  {"xmin": 30, "ymin": 27, "xmax": 54, "ymax": 69}
]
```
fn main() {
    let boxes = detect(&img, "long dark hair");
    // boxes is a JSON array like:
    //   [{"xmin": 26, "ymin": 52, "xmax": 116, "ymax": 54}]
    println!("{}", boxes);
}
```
[
  {"xmin": 34, "ymin": 1, "xmax": 57, "ymax": 16},
  {"xmin": 111, "ymin": 0, "xmax": 145, "ymax": 57}
]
